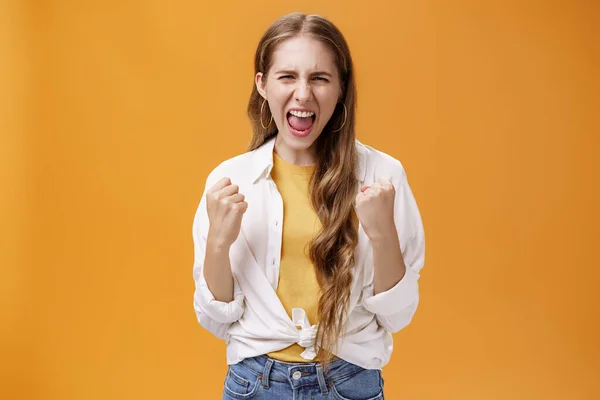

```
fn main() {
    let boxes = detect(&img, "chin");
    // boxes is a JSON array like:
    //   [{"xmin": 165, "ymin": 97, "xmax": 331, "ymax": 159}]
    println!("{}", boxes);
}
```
[{"xmin": 280, "ymin": 125, "xmax": 321, "ymax": 148}]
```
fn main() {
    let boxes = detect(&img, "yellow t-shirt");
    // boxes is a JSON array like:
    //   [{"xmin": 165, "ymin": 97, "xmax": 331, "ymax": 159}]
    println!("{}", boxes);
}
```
[{"xmin": 266, "ymin": 151, "xmax": 322, "ymax": 362}]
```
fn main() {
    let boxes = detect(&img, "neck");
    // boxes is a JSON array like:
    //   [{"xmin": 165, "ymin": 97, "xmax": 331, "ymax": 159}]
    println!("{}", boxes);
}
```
[{"xmin": 274, "ymin": 135, "xmax": 316, "ymax": 166}]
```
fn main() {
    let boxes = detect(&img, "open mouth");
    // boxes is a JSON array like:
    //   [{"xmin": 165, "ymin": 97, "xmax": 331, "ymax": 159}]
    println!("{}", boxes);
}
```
[{"xmin": 286, "ymin": 110, "xmax": 316, "ymax": 137}]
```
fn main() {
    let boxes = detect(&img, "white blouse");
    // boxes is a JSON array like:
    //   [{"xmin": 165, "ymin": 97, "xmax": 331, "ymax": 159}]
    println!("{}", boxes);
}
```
[{"xmin": 192, "ymin": 136, "xmax": 425, "ymax": 370}]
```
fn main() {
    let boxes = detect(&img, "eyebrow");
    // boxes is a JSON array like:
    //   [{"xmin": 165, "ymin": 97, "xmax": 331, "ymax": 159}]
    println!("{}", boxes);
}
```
[{"xmin": 274, "ymin": 70, "xmax": 333, "ymax": 78}]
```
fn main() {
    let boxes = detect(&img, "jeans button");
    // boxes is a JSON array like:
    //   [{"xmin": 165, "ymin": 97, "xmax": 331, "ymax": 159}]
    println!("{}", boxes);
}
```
[{"xmin": 292, "ymin": 371, "xmax": 302, "ymax": 380}]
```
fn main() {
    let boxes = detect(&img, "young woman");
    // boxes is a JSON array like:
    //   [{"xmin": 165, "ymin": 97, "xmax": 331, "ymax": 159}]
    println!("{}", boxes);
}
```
[{"xmin": 193, "ymin": 12, "xmax": 425, "ymax": 400}]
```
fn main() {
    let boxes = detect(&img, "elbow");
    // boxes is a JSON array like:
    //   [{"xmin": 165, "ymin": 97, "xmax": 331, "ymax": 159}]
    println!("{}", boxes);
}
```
[
  {"xmin": 194, "ymin": 306, "xmax": 230, "ymax": 339},
  {"xmin": 194, "ymin": 283, "xmax": 246, "ymax": 324},
  {"xmin": 193, "ymin": 291, "xmax": 245, "ymax": 324},
  {"xmin": 192, "ymin": 278, "xmax": 245, "ymax": 341},
  {"xmin": 376, "ymin": 298, "xmax": 419, "ymax": 333}
]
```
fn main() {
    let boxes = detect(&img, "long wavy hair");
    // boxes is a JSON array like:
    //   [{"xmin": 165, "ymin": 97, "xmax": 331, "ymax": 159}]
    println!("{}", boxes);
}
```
[{"xmin": 247, "ymin": 13, "xmax": 358, "ymax": 372}]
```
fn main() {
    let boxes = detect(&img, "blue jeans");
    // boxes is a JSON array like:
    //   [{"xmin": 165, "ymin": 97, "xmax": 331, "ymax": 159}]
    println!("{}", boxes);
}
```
[{"xmin": 222, "ymin": 354, "xmax": 385, "ymax": 399}]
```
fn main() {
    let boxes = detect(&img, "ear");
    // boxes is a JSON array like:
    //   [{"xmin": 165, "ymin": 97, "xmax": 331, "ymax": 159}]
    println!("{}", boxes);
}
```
[{"xmin": 255, "ymin": 72, "xmax": 268, "ymax": 99}]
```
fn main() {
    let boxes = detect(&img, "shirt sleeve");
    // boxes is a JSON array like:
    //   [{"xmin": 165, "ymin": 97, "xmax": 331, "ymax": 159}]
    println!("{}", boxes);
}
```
[
  {"xmin": 192, "ymin": 171, "xmax": 245, "ymax": 341},
  {"xmin": 361, "ymin": 162, "xmax": 425, "ymax": 333}
]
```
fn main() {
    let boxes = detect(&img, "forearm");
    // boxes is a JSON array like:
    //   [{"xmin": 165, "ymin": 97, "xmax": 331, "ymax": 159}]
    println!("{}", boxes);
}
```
[
  {"xmin": 370, "ymin": 227, "xmax": 406, "ymax": 295},
  {"xmin": 202, "ymin": 234, "xmax": 234, "ymax": 303}
]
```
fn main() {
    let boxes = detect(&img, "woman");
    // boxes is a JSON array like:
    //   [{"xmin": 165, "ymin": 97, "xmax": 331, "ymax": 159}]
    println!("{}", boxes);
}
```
[{"xmin": 192, "ymin": 12, "xmax": 425, "ymax": 400}]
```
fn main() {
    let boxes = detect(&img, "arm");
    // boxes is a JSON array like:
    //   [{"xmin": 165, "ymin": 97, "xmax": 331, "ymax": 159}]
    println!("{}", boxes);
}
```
[
  {"xmin": 192, "ymin": 174, "xmax": 245, "ymax": 341},
  {"xmin": 370, "ymin": 228, "xmax": 406, "ymax": 296},
  {"xmin": 361, "ymin": 164, "xmax": 425, "ymax": 333},
  {"xmin": 203, "ymin": 237, "xmax": 235, "ymax": 303}
]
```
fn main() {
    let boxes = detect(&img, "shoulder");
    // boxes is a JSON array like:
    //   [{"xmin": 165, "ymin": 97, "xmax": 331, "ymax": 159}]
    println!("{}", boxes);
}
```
[
  {"xmin": 356, "ymin": 139, "xmax": 407, "ymax": 183},
  {"xmin": 204, "ymin": 150, "xmax": 256, "ymax": 188}
]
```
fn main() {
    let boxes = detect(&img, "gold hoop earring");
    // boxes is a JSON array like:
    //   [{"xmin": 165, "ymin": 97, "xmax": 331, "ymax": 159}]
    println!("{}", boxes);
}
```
[
  {"xmin": 332, "ymin": 103, "xmax": 347, "ymax": 132},
  {"xmin": 260, "ymin": 98, "xmax": 273, "ymax": 130}
]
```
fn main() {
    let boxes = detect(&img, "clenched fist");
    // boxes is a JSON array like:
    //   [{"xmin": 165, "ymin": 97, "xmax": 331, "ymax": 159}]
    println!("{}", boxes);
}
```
[
  {"xmin": 355, "ymin": 177, "xmax": 397, "ymax": 241},
  {"xmin": 206, "ymin": 177, "xmax": 248, "ymax": 248}
]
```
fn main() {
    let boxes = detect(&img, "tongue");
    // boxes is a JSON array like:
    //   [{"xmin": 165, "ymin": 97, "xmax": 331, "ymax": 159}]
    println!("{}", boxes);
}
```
[{"xmin": 288, "ymin": 114, "xmax": 313, "ymax": 131}]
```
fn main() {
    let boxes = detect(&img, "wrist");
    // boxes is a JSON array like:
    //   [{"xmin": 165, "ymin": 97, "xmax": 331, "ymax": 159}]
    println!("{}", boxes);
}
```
[
  {"xmin": 206, "ymin": 233, "xmax": 231, "ymax": 253},
  {"xmin": 368, "ymin": 226, "xmax": 399, "ymax": 246}
]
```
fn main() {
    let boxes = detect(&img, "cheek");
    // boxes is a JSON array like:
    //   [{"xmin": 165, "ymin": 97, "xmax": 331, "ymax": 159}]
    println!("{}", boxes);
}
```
[
  {"xmin": 266, "ymin": 86, "xmax": 289, "ymax": 116},
  {"xmin": 316, "ymin": 91, "xmax": 340, "ymax": 119}
]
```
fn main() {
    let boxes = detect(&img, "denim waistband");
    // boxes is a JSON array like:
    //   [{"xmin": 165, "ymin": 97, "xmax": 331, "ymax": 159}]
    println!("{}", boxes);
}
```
[{"xmin": 238, "ymin": 354, "xmax": 369, "ymax": 394}]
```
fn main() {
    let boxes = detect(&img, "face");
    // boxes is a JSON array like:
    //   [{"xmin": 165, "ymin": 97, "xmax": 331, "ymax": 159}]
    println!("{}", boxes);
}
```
[{"xmin": 255, "ymin": 35, "xmax": 342, "ymax": 164}]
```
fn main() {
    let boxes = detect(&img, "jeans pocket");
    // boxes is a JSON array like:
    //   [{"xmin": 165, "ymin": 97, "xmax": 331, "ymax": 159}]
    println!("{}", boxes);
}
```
[
  {"xmin": 223, "ymin": 363, "xmax": 261, "ymax": 399},
  {"xmin": 330, "ymin": 368, "xmax": 384, "ymax": 400}
]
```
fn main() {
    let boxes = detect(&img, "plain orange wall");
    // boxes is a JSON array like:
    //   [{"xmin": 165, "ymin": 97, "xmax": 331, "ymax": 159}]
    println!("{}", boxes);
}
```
[{"xmin": 2, "ymin": 1, "xmax": 598, "ymax": 399}]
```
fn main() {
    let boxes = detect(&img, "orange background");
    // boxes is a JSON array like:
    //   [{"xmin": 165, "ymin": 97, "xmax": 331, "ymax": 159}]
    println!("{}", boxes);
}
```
[{"xmin": 1, "ymin": 1, "xmax": 598, "ymax": 399}]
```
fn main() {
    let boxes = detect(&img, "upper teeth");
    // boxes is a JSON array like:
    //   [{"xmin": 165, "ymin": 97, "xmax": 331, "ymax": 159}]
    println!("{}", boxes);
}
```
[{"xmin": 290, "ymin": 110, "xmax": 315, "ymax": 118}]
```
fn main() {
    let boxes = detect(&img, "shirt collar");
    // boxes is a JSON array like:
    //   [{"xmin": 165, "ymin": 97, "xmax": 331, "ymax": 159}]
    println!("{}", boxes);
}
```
[
  {"xmin": 250, "ymin": 135, "xmax": 277, "ymax": 184},
  {"xmin": 250, "ymin": 135, "xmax": 367, "ymax": 184}
]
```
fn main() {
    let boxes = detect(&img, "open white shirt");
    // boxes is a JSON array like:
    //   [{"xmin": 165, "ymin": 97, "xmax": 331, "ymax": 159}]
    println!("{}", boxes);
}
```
[{"xmin": 192, "ymin": 136, "xmax": 425, "ymax": 370}]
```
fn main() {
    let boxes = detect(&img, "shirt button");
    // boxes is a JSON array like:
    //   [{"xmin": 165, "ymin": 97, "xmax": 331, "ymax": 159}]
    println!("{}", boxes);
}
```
[
  {"xmin": 292, "ymin": 371, "xmax": 302, "ymax": 380},
  {"xmin": 275, "ymin": 220, "xmax": 279, "ymax": 227}
]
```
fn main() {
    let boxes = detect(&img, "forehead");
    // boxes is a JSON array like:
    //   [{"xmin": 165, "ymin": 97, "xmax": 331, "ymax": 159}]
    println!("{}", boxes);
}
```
[{"xmin": 270, "ymin": 36, "xmax": 337, "ymax": 73}]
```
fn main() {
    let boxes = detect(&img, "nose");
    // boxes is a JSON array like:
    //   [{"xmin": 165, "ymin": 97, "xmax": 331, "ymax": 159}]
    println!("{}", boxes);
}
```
[{"xmin": 294, "ymin": 80, "xmax": 313, "ymax": 104}]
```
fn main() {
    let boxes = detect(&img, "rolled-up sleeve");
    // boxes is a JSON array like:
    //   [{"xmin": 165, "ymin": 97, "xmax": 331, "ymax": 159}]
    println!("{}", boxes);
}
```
[
  {"xmin": 362, "ymin": 162, "xmax": 425, "ymax": 333},
  {"xmin": 192, "ymin": 172, "xmax": 245, "ymax": 341}
]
